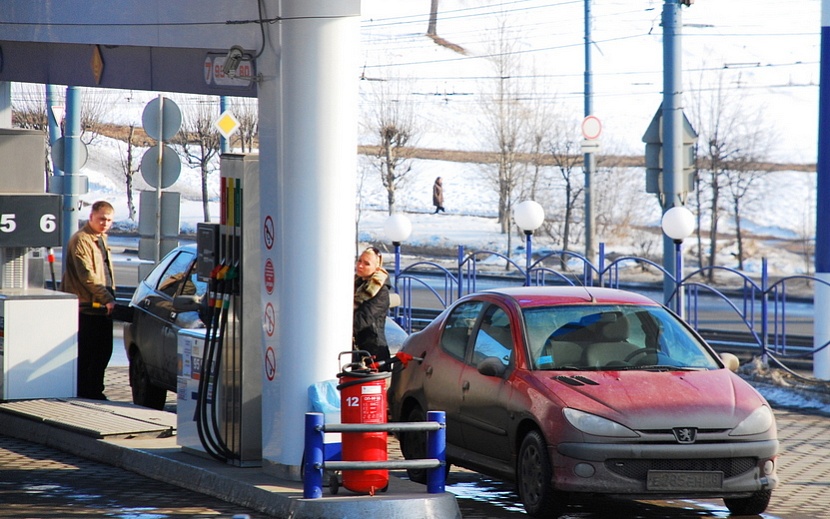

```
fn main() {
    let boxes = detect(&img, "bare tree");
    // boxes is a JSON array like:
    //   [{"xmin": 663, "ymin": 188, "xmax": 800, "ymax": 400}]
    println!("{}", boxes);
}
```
[
  {"xmin": 690, "ymin": 71, "xmax": 776, "ymax": 278},
  {"xmin": 690, "ymin": 74, "xmax": 734, "ymax": 281},
  {"xmin": 230, "ymin": 98, "xmax": 258, "ymax": 152},
  {"xmin": 361, "ymin": 77, "xmax": 420, "ymax": 215},
  {"xmin": 11, "ymin": 83, "xmax": 50, "ymax": 178},
  {"xmin": 478, "ymin": 18, "xmax": 527, "ymax": 236},
  {"xmin": 725, "ymin": 163, "xmax": 770, "ymax": 270},
  {"xmin": 172, "ymin": 97, "xmax": 221, "ymax": 222},
  {"xmin": 79, "ymin": 88, "xmax": 109, "ymax": 146},
  {"xmin": 11, "ymin": 83, "xmax": 48, "ymax": 131},
  {"xmin": 117, "ymin": 124, "xmax": 140, "ymax": 220},
  {"xmin": 547, "ymin": 121, "xmax": 584, "ymax": 253}
]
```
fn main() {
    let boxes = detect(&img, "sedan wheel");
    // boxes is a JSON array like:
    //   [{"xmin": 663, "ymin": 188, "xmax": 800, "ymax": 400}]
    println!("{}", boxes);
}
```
[
  {"xmin": 400, "ymin": 406, "xmax": 428, "ymax": 484},
  {"xmin": 517, "ymin": 430, "xmax": 564, "ymax": 517},
  {"xmin": 129, "ymin": 349, "xmax": 167, "ymax": 410}
]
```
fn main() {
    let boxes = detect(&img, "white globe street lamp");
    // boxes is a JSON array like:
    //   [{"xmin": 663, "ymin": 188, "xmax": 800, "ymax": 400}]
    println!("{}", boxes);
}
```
[
  {"xmin": 661, "ymin": 206, "xmax": 695, "ymax": 242},
  {"xmin": 513, "ymin": 201, "xmax": 545, "ymax": 285},
  {"xmin": 384, "ymin": 213, "xmax": 412, "ymax": 245},
  {"xmin": 384, "ymin": 213, "xmax": 413, "ymax": 329},
  {"xmin": 661, "ymin": 206, "xmax": 696, "ymax": 317},
  {"xmin": 384, "ymin": 212, "xmax": 412, "ymax": 281},
  {"xmin": 513, "ymin": 200, "xmax": 545, "ymax": 235}
]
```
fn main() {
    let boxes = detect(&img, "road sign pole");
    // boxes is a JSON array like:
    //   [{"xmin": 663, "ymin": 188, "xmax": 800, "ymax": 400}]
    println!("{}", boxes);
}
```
[{"xmin": 155, "ymin": 94, "xmax": 164, "ymax": 263}]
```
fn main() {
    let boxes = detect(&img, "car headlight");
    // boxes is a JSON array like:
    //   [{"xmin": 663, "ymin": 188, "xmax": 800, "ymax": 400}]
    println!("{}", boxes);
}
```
[
  {"xmin": 730, "ymin": 405, "xmax": 774, "ymax": 436},
  {"xmin": 563, "ymin": 408, "xmax": 639, "ymax": 438}
]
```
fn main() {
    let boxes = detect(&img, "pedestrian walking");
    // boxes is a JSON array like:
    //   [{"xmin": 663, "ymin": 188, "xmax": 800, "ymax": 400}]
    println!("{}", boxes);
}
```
[{"xmin": 432, "ymin": 176, "xmax": 445, "ymax": 213}]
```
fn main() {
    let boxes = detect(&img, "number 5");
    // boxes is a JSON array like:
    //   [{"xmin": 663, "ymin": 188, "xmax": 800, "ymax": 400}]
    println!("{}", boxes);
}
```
[{"xmin": 0, "ymin": 214, "xmax": 16, "ymax": 233}]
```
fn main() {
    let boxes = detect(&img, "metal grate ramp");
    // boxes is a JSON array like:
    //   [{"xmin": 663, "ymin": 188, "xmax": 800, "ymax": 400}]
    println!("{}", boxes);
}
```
[{"xmin": 0, "ymin": 398, "xmax": 176, "ymax": 439}]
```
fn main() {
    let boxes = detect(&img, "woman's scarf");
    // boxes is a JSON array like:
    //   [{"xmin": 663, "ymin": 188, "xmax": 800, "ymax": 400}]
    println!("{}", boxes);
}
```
[{"xmin": 354, "ymin": 267, "xmax": 389, "ymax": 309}]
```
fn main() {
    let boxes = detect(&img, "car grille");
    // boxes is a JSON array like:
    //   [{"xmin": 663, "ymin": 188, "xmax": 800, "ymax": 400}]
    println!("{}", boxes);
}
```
[{"xmin": 606, "ymin": 458, "xmax": 757, "ymax": 480}]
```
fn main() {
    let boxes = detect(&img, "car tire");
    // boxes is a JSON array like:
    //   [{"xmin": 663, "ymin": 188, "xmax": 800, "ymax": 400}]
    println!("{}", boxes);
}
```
[
  {"xmin": 723, "ymin": 490, "xmax": 772, "ymax": 516},
  {"xmin": 400, "ymin": 405, "xmax": 428, "ymax": 484},
  {"xmin": 517, "ymin": 430, "xmax": 565, "ymax": 517},
  {"xmin": 129, "ymin": 348, "xmax": 167, "ymax": 410}
]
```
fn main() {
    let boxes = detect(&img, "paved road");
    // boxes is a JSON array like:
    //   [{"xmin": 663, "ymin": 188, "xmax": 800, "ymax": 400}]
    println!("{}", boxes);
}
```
[
  {"xmin": 1, "ymin": 367, "xmax": 829, "ymax": 518},
  {"xmin": 0, "ymin": 368, "xmax": 265, "ymax": 518},
  {"xmin": 446, "ymin": 408, "xmax": 830, "ymax": 519}
]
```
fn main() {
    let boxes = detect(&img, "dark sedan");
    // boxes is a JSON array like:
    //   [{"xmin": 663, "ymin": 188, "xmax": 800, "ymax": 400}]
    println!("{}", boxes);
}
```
[
  {"xmin": 124, "ymin": 245, "xmax": 407, "ymax": 410},
  {"xmin": 389, "ymin": 286, "xmax": 778, "ymax": 517}
]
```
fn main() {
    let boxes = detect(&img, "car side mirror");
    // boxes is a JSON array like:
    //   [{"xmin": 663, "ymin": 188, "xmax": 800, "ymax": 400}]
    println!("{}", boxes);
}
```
[
  {"xmin": 720, "ymin": 352, "xmax": 740, "ymax": 372},
  {"xmin": 173, "ymin": 294, "xmax": 201, "ymax": 312},
  {"xmin": 478, "ymin": 356, "xmax": 507, "ymax": 377}
]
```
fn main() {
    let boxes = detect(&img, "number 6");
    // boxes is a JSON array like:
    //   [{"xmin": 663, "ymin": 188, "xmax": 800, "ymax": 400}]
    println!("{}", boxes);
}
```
[{"xmin": 40, "ymin": 214, "xmax": 57, "ymax": 233}]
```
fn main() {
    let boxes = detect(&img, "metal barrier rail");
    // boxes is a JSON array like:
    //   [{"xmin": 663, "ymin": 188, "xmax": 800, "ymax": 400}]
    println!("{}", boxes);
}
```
[{"xmin": 303, "ymin": 411, "xmax": 447, "ymax": 499}]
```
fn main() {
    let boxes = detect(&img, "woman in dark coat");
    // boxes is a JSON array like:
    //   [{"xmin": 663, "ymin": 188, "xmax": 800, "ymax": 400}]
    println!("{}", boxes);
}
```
[
  {"xmin": 353, "ymin": 246, "xmax": 391, "ymax": 368},
  {"xmin": 432, "ymin": 176, "xmax": 445, "ymax": 213}
]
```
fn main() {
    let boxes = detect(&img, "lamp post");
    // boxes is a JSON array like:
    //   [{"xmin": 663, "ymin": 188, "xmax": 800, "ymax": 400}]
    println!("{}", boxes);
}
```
[
  {"xmin": 513, "ymin": 201, "xmax": 545, "ymax": 286},
  {"xmin": 661, "ymin": 206, "xmax": 695, "ymax": 318},
  {"xmin": 384, "ymin": 213, "xmax": 412, "ymax": 281}
]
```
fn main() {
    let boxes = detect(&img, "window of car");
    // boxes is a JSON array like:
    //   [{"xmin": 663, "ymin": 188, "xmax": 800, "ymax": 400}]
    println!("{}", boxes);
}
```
[
  {"xmin": 441, "ymin": 301, "xmax": 484, "ymax": 361},
  {"xmin": 156, "ymin": 252, "xmax": 197, "ymax": 298},
  {"xmin": 471, "ymin": 305, "xmax": 513, "ymax": 368},
  {"xmin": 524, "ymin": 304, "xmax": 720, "ymax": 370}
]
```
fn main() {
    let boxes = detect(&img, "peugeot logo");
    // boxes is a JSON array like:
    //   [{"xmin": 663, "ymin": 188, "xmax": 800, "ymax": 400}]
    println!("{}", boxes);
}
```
[{"xmin": 673, "ymin": 427, "xmax": 697, "ymax": 444}]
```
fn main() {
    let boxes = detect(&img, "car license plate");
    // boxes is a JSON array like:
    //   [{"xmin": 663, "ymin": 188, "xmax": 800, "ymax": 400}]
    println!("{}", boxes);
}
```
[{"xmin": 647, "ymin": 470, "xmax": 724, "ymax": 491}]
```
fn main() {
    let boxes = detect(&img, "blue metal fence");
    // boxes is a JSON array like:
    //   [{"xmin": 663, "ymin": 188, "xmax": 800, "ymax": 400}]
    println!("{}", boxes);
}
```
[{"xmin": 391, "ymin": 243, "xmax": 825, "ymax": 375}]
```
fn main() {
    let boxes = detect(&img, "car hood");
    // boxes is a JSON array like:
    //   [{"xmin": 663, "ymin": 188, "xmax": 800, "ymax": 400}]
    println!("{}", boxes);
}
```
[{"xmin": 537, "ymin": 369, "xmax": 767, "ymax": 429}]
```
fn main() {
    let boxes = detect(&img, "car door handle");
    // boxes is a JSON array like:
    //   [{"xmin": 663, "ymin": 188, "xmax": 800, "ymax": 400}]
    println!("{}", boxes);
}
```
[{"xmin": 462, "ymin": 380, "xmax": 470, "ymax": 391}]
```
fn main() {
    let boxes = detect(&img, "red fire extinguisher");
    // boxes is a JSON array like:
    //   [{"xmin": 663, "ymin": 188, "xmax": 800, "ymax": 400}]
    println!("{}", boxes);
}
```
[{"xmin": 336, "ymin": 351, "xmax": 392, "ymax": 495}]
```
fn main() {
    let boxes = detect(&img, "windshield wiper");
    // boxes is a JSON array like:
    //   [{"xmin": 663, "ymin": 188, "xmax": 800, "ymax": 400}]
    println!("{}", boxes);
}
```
[{"xmin": 614, "ymin": 364, "xmax": 701, "ymax": 372}]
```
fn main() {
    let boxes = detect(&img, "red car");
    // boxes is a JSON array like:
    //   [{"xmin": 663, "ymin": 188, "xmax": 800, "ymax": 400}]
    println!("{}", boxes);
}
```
[{"xmin": 389, "ymin": 286, "xmax": 778, "ymax": 517}]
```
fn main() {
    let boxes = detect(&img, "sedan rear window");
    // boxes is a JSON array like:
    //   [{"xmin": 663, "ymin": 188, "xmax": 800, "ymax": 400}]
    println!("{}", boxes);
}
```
[{"xmin": 524, "ymin": 304, "xmax": 719, "ymax": 370}]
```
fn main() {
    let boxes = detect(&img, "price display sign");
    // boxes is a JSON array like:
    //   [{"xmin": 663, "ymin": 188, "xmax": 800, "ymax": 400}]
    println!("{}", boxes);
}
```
[{"xmin": 0, "ymin": 195, "xmax": 62, "ymax": 247}]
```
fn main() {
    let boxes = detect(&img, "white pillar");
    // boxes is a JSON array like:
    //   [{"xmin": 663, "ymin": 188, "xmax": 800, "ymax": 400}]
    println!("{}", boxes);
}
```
[
  {"xmin": 258, "ymin": 0, "xmax": 361, "ymax": 479},
  {"xmin": 0, "ymin": 82, "xmax": 11, "ymax": 128}
]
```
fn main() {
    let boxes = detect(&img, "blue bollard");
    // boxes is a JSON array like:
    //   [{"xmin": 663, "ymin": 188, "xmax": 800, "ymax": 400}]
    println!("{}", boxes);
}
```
[
  {"xmin": 426, "ymin": 410, "xmax": 446, "ymax": 494},
  {"xmin": 304, "ymin": 412, "xmax": 325, "ymax": 499}
]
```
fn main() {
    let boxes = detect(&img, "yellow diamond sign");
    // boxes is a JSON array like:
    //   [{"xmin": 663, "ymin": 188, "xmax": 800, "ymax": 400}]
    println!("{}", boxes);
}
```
[{"xmin": 214, "ymin": 110, "xmax": 240, "ymax": 140}]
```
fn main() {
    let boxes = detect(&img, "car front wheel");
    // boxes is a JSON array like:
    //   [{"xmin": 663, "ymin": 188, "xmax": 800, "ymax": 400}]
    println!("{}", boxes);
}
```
[
  {"xmin": 400, "ymin": 405, "xmax": 428, "ymax": 484},
  {"xmin": 129, "ymin": 348, "xmax": 167, "ymax": 410},
  {"xmin": 517, "ymin": 430, "xmax": 565, "ymax": 517},
  {"xmin": 723, "ymin": 490, "xmax": 772, "ymax": 516}
]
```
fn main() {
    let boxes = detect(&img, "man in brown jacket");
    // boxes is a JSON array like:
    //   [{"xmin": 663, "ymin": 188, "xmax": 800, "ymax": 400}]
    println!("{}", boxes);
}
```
[{"xmin": 62, "ymin": 201, "xmax": 116, "ymax": 400}]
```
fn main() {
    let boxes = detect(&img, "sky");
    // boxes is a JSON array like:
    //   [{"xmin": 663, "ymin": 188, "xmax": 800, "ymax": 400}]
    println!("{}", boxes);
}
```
[{"xmin": 359, "ymin": 0, "xmax": 820, "ymax": 164}]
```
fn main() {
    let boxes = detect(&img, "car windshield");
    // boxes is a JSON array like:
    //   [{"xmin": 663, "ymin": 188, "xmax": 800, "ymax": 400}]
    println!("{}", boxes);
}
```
[{"xmin": 522, "ymin": 304, "xmax": 720, "ymax": 371}]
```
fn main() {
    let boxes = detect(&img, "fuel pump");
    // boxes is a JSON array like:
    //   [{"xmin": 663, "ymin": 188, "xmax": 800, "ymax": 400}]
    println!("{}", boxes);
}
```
[{"xmin": 176, "ymin": 154, "xmax": 261, "ymax": 466}]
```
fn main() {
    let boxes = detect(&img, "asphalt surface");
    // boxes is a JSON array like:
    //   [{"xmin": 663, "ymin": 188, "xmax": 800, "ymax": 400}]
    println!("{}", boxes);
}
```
[
  {"xmin": 0, "ymin": 367, "xmax": 266, "ymax": 518},
  {"xmin": 0, "ymin": 366, "xmax": 459, "ymax": 519},
  {"xmin": 1, "ymin": 366, "xmax": 830, "ymax": 518}
]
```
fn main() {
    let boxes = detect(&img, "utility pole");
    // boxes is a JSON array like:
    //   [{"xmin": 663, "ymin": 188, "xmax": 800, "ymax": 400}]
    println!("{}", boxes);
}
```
[
  {"xmin": 660, "ymin": 0, "xmax": 689, "ymax": 304},
  {"xmin": 583, "ymin": 0, "xmax": 596, "ymax": 265}
]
